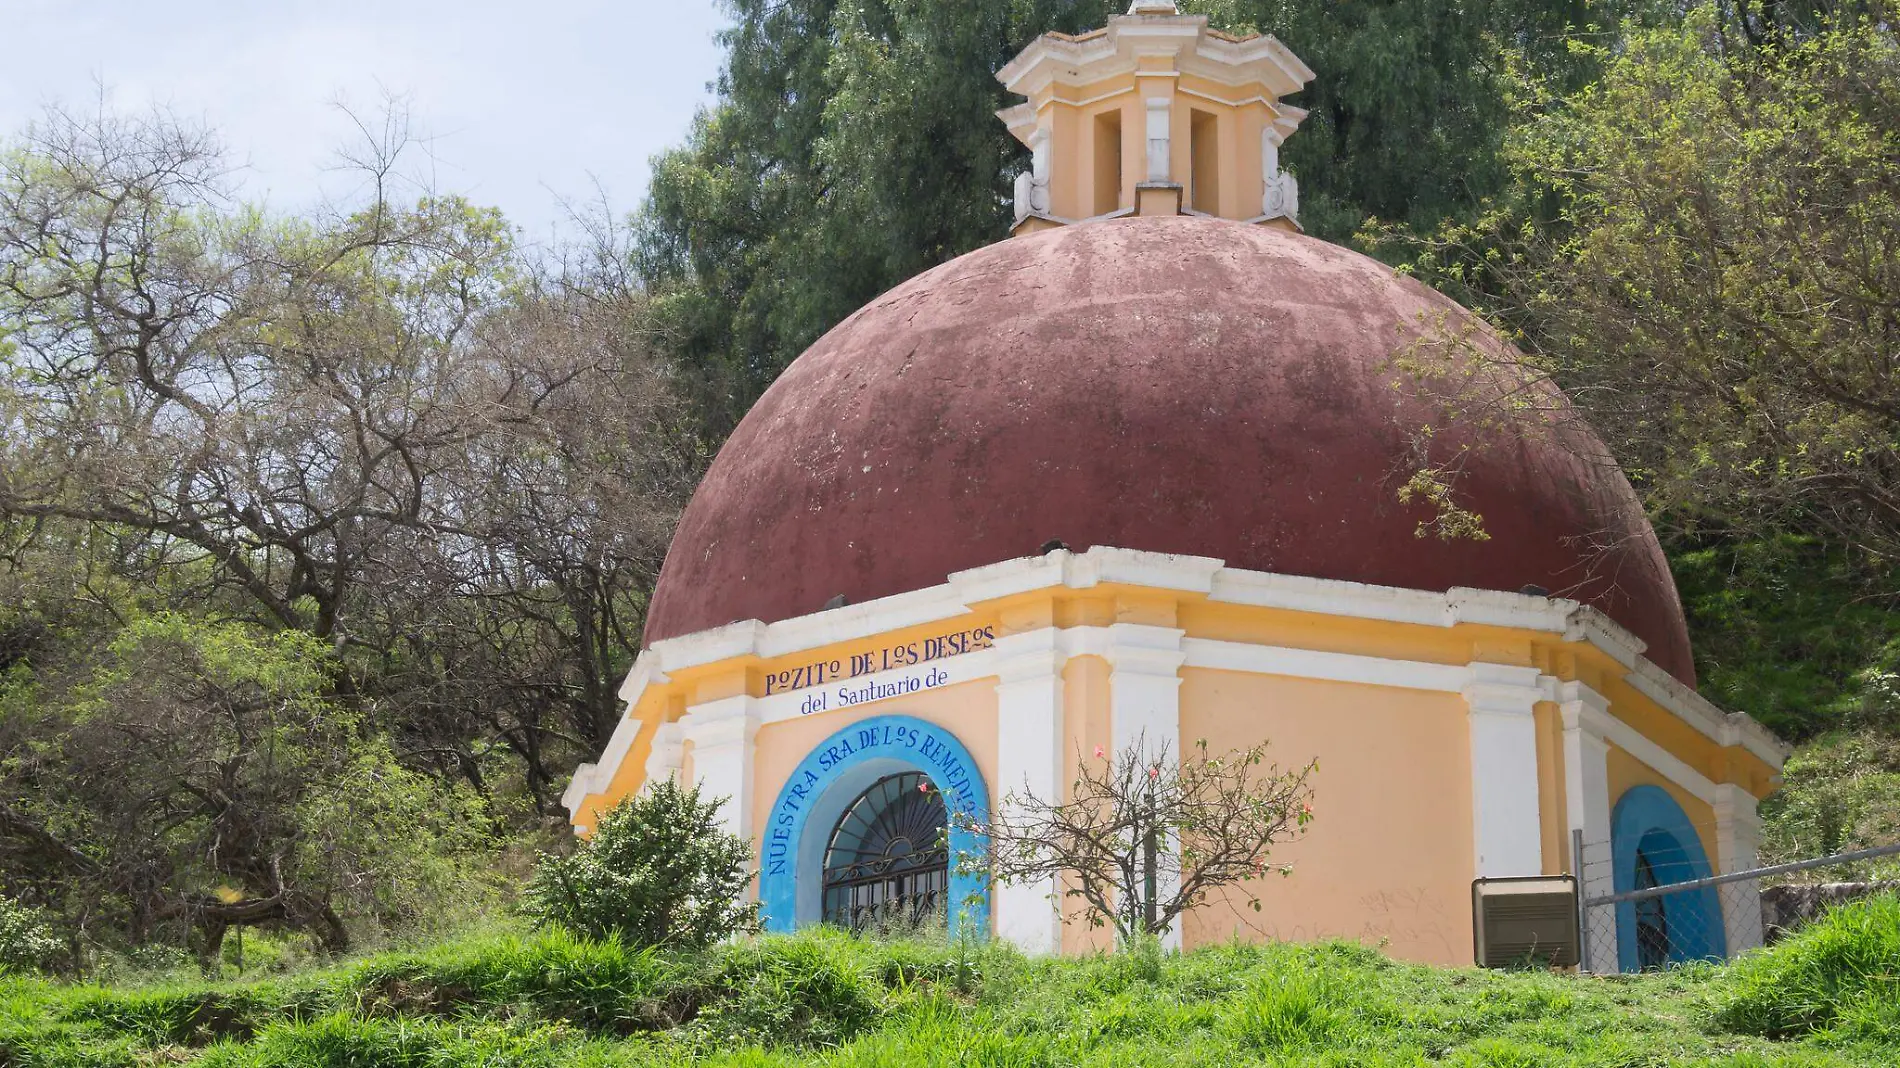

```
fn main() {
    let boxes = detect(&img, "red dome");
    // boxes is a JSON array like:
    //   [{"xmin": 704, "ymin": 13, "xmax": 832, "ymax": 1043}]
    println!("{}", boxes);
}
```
[{"xmin": 646, "ymin": 218, "xmax": 1694, "ymax": 684}]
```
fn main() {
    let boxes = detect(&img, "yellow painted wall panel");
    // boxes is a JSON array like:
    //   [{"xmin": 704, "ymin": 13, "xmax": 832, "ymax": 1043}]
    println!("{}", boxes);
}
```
[
  {"xmin": 1534, "ymin": 701, "xmax": 1568, "ymax": 874},
  {"xmin": 1061, "ymin": 654, "xmax": 1117, "ymax": 955},
  {"xmin": 1176, "ymin": 602, "xmax": 1479, "ymax": 665},
  {"xmin": 1178, "ymin": 669, "xmax": 1476, "ymax": 966}
]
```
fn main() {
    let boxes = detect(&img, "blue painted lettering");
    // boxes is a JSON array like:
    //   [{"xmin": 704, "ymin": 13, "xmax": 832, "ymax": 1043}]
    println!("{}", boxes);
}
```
[{"xmin": 769, "ymin": 625, "xmax": 992, "ymax": 698}]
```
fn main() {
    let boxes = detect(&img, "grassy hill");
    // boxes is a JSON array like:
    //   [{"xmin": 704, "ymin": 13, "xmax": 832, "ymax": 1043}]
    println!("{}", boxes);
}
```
[{"xmin": 6, "ymin": 895, "xmax": 1897, "ymax": 1068}]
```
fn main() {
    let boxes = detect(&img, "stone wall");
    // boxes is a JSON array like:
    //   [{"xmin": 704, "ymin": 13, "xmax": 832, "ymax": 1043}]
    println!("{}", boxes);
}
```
[{"xmin": 1760, "ymin": 881, "xmax": 1900, "ymax": 944}]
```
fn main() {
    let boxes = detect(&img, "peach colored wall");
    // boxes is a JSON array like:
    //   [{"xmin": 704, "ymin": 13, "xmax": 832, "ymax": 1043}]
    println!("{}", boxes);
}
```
[
  {"xmin": 1178, "ymin": 669, "xmax": 1476, "ymax": 966},
  {"xmin": 1535, "ymin": 702, "xmax": 1568, "ymax": 874},
  {"xmin": 747, "ymin": 678, "xmax": 1000, "ymax": 871},
  {"xmin": 567, "ymin": 575, "xmax": 1779, "ymax": 967},
  {"xmin": 1060, "ymin": 655, "xmax": 1117, "ymax": 955}
]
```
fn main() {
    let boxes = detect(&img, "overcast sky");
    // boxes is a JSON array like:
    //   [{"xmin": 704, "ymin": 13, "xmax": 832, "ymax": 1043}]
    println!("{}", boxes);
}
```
[{"xmin": 0, "ymin": 0, "xmax": 731, "ymax": 241}]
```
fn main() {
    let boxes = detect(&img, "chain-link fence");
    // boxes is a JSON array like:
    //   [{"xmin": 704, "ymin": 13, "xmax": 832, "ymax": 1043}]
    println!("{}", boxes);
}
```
[{"xmin": 1573, "ymin": 829, "xmax": 1900, "ymax": 973}]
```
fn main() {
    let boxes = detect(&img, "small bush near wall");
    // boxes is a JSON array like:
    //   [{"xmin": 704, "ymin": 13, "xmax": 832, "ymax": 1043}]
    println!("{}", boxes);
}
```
[{"xmin": 521, "ymin": 779, "xmax": 757, "ymax": 949}]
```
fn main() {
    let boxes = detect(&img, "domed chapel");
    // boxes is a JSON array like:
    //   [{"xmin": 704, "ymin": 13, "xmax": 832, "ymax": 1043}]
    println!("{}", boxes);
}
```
[{"xmin": 566, "ymin": 2, "xmax": 1787, "ymax": 968}]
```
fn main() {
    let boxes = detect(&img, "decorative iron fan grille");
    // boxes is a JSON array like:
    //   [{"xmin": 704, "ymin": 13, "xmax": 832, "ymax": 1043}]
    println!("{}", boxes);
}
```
[{"xmin": 822, "ymin": 771, "xmax": 949, "ymax": 932}]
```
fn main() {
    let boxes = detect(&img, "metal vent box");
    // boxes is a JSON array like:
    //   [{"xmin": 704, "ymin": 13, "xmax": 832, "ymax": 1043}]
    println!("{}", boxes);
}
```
[{"xmin": 1472, "ymin": 875, "xmax": 1579, "ymax": 968}]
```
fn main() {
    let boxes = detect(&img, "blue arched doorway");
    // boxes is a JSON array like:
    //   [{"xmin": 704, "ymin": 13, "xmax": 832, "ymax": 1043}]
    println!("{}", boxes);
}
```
[
  {"xmin": 758, "ymin": 715, "xmax": 990, "ymax": 938},
  {"xmin": 1610, "ymin": 785, "xmax": 1725, "ymax": 970}
]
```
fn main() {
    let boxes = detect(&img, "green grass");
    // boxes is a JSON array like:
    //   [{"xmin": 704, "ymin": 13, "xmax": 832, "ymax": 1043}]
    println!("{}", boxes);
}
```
[
  {"xmin": 3, "ymin": 897, "xmax": 1897, "ymax": 1066},
  {"xmin": 1713, "ymin": 893, "xmax": 1900, "ymax": 1044}
]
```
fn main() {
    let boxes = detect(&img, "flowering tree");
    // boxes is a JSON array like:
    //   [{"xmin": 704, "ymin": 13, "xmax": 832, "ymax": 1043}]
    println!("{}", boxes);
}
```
[{"xmin": 958, "ymin": 735, "xmax": 1316, "ymax": 944}]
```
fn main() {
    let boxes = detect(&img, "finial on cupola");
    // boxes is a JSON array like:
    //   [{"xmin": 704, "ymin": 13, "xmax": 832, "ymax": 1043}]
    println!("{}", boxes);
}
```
[{"xmin": 995, "ymin": 2, "xmax": 1313, "ymax": 234}]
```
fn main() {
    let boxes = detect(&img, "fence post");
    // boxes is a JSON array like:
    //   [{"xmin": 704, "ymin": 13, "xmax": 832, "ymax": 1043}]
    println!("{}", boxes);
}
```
[{"xmin": 1572, "ymin": 828, "xmax": 1590, "ymax": 973}]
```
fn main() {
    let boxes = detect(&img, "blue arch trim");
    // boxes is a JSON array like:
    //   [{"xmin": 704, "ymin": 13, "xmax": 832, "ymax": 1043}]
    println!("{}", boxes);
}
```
[
  {"xmin": 1611, "ymin": 784, "xmax": 1725, "ymax": 970},
  {"xmin": 757, "ymin": 714, "xmax": 990, "ymax": 937}
]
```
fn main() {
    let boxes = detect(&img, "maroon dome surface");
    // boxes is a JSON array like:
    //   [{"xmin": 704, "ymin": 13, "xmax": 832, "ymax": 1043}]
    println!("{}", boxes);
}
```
[{"xmin": 646, "ymin": 218, "xmax": 1694, "ymax": 684}]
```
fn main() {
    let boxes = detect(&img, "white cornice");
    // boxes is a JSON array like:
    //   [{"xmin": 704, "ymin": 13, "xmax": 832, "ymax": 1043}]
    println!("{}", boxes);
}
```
[
  {"xmin": 1568, "ymin": 691, "xmax": 1721, "ymax": 807},
  {"xmin": 995, "ymin": 102, "xmax": 1037, "ymax": 141},
  {"xmin": 1624, "ymin": 658, "xmax": 1791, "ymax": 767},
  {"xmin": 996, "ymin": 13, "xmax": 1312, "ymax": 103},
  {"xmin": 1211, "ymin": 568, "xmax": 1446, "ymax": 625},
  {"xmin": 1562, "ymin": 606, "xmax": 1644, "ymax": 670},
  {"xmin": 561, "ymin": 761, "xmax": 599, "ymax": 813},
  {"xmin": 636, "ymin": 548, "xmax": 1784, "ymax": 752},
  {"xmin": 567, "ymin": 546, "xmax": 1790, "ymax": 817}
]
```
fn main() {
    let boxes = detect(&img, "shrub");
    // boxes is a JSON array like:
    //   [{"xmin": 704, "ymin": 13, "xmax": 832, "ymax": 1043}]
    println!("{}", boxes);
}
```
[
  {"xmin": 966, "ymin": 735, "xmax": 1315, "ymax": 945},
  {"xmin": 1713, "ymin": 891, "xmax": 1900, "ymax": 1040},
  {"xmin": 0, "ymin": 896, "xmax": 61, "ymax": 975},
  {"xmin": 521, "ymin": 779, "xmax": 757, "ymax": 950}
]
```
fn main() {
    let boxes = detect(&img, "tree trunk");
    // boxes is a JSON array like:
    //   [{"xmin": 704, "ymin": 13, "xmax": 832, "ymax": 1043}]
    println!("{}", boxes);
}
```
[
  {"xmin": 314, "ymin": 904, "xmax": 350, "ymax": 954},
  {"xmin": 196, "ymin": 918, "xmax": 227, "ymax": 976},
  {"xmin": 1143, "ymin": 825, "xmax": 1158, "ymax": 937}
]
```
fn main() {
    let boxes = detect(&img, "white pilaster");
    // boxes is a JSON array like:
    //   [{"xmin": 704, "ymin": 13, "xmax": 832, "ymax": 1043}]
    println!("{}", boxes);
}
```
[
  {"xmin": 1108, "ymin": 623, "xmax": 1185, "ymax": 759},
  {"xmin": 679, "ymin": 695, "xmax": 762, "ymax": 843},
  {"xmin": 1464, "ymin": 662, "xmax": 1545, "ymax": 878},
  {"xmin": 1108, "ymin": 623, "xmax": 1187, "ymax": 948},
  {"xmin": 1560, "ymin": 681, "xmax": 1615, "ymax": 968},
  {"xmin": 644, "ymin": 719, "xmax": 686, "ymax": 785},
  {"xmin": 990, "ymin": 629, "xmax": 1069, "ymax": 954},
  {"xmin": 1260, "ymin": 130, "xmax": 1297, "ymax": 220},
  {"xmin": 1013, "ymin": 125, "xmax": 1052, "ymax": 222},
  {"xmin": 1714, "ymin": 783, "xmax": 1764, "ymax": 955},
  {"xmin": 1145, "ymin": 98, "xmax": 1171, "ymax": 182}
]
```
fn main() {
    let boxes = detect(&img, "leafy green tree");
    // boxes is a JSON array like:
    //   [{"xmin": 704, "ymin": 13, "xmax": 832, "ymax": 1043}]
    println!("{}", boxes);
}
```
[
  {"xmin": 1210, "ymin": 0, "xmax": 1617, "ymax": 238},
  {"xmin": 0, "ymin": 614, "xmax": 496, "ymax": 965},
  {"xmin": 638, "ymin": 0, "xmax": 1120, "ymax": 421},
  {"xmin": 0, "ymin": 105, "xmax": 694, "ymax": 816},
  {"xmin": 1669, "ymin": 537, "xmax": 1900, "ymax": 739},
  {"xmin": 522, "ymin": 779, "xmax": 757, "ymax": 949},
  {"xmin": 1396, "ymin": 7, "xmax": 1900, "ymax": 582}
]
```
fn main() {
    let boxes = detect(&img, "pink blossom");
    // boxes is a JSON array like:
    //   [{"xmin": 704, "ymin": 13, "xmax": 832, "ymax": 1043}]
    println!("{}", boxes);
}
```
[
  {"xmin": 919, "ymin": 781, "xmax": 931, "ymax": 793},
  {"xmin": 1148, "ymin": 765, "xmax": 1160, "ymax": 781},
  {"xmin": 1092, "ymin": 745, "xmax": 1105, "ymax": 759}
]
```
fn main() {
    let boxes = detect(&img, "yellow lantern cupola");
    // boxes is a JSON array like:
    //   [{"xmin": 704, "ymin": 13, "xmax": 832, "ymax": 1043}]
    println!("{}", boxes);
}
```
[{"xmin": 996, "ymin": 0, "xmax": 1313, "ymax": 233}]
